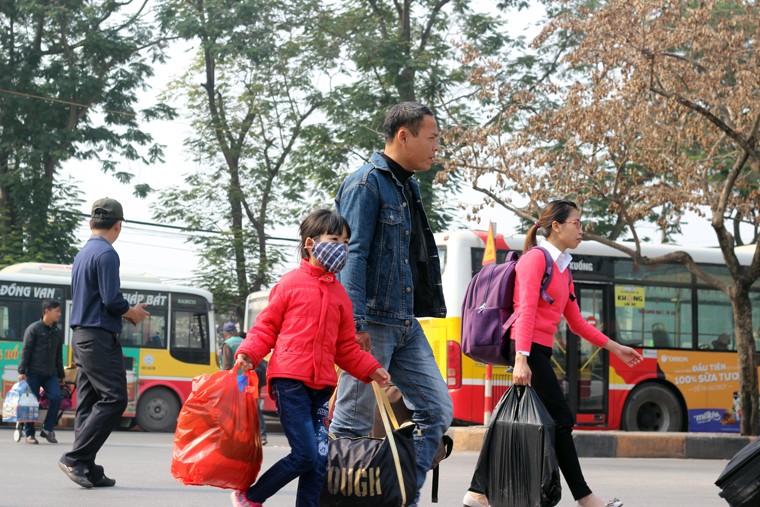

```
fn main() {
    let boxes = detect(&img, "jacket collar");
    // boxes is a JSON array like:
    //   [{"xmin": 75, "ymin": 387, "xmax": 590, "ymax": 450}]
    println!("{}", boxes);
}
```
[{"xmin": 299, "ymin": 258, "xmax": 335, "ymax": 282}]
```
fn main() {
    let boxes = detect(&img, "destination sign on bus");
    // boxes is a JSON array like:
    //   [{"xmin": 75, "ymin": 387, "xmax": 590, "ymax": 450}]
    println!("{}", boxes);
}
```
[
  {"xmin": 0, "ymin": 283, "xmax": 64, "ymax": 300},
  {"xmin": 123, "ymin": 291, "xmax": 168, "ymax": 307}
]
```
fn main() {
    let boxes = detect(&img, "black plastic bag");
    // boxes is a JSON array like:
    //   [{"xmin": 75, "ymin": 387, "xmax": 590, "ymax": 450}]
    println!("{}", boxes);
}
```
[{"xmin": 479, "ymin": 385, "xmax": 561, "ymax": 507}]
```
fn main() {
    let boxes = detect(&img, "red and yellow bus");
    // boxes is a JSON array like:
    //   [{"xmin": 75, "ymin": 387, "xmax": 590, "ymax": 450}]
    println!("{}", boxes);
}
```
[
  {"xmin": 0, "ymin": 263, "xmax": 217, "ymax": 432},
  {"xmin": 423, "ymin": 230, "xmax": 760, "ymax": 432}
]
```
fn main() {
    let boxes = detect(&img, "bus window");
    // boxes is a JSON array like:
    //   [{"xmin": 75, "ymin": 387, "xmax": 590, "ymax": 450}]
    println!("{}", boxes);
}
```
[
  {"xmin": 614, "ymin": 285, "xmax": 692, "ymax": 349},
  {"xmin": 438, "ymin": 245, "xmax": 447, "ymax": 274},
  {"xmin": 0, "ymin": 300, "xmax": 22, "ymax": 341},
  {"xmin": 145, "ymin": 315, "xmax": 166, "ymax": 348},
  {"xmin": 120, "ymin": 313, "xmax": 167, "ymax": 348},
  {"xmin": 243, "ymin": 291, "xmax": 271, "ymax": 331},
  {"xmin": 697, "ymin": 289, "xmax": 735, "ymax": 351},
  {"xmin": 0, "ymin": 296, "xmax": 66, "ymax": 342},
  {"xmin": 170, "ymin": 293, "xmax": 210, "ymax": 365},
  {"xmin": 614, "ymin": 259, "xmax": 692, "ymax": 284}
]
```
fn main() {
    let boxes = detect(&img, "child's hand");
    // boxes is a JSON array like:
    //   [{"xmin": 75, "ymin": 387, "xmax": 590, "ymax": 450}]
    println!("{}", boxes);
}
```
[
  {"xmin": 235, "ymin": 353, "xmax": 254, "ymax": 372},
  {"xmin": 371, "ymin": 367, "xmax": 391, "ymax": 387}
]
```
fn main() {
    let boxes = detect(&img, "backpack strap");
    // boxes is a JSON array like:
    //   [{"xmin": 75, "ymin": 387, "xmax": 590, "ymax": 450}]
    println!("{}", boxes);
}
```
[
  {"xmin": 533, "ymin": 246, "xmax": 555, "ymax": 304},
  {"xmin": 535, "ymin": 246, "xmax": 577, "ymax": 302}
]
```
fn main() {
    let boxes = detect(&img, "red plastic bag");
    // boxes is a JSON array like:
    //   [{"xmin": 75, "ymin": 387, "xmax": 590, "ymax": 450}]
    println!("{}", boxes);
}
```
[{"xmin": 171, "ymin": 368, "xmax": 262, "ymax": 490}]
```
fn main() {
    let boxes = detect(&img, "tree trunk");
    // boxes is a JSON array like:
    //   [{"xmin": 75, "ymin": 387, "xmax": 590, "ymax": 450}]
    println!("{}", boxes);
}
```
[
  {"xmin": 732, "ymin": 286, "xmax": 759, "ymax": 435},
  {"xmin": 227, "ymin": 165, "xmax": 248, "ymax": 323}
]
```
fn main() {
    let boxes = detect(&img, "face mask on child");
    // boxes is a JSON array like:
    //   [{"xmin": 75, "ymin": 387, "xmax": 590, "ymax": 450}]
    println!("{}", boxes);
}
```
[{"xmin": 311, "ymin": 241, "xmax": 349, "ymax": 273}]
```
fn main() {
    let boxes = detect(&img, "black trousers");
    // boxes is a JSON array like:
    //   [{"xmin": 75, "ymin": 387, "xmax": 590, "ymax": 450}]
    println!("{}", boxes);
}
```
[
  {"xmin": 470, "ymin": 343, "xmax": 592, "ymax": 501},
  {"xmin": 62, "ymin": 328, "xmax": 128, "ymax": 473}
]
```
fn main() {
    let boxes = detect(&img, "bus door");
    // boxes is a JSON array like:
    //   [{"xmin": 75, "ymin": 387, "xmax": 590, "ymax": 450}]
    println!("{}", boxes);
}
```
[{"xmin": 561, "ymin": 283, "xmax": 610, "ymax": 427}]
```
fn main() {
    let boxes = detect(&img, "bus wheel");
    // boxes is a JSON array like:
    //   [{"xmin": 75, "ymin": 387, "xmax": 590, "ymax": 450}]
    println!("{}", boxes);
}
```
[
  {"xmin": 622, "ymin": 383, "xmax": 683, "ymax": 432},
  {"xmin": 136, "ymin": 388, "xmax": 179, "ymax": 433}
]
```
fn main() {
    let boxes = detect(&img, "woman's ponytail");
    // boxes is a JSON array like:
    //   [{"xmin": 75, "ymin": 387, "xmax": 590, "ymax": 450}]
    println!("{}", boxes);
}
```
[{"xmin": 523, "ymin": 223, "xmax": 540, "ymax": 252}]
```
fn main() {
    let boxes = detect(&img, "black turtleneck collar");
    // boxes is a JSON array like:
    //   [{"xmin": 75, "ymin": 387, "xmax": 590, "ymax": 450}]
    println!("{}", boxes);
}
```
[{"xmin": 381, "ymin": 153, "xmax": 414, "ymax": 184}]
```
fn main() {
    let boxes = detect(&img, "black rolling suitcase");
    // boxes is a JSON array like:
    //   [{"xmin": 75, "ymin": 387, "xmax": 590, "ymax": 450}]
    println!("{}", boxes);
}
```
[{"xmin": 715, "ymin": 437, "xmax": 760, "ymax": 507}]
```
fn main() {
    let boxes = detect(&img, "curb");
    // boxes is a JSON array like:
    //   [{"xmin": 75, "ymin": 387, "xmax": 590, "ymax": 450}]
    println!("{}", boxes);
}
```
[{"xmin": 446, "ymin": 427, "xmax": 755, "ymax": 460}]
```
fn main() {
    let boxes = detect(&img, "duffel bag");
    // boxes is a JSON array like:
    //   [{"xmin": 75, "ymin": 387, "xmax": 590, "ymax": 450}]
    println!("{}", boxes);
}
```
[{"xmin": 320, "ymin": 382, "xmax": 417, "ymax": 507}]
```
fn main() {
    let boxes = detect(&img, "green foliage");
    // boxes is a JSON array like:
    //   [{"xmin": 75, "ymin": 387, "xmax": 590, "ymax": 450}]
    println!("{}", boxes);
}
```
[
  {"xmin": 156, "ymin": 0, "xmax": 338, "ymax": 316},
  {"xmin": 0, "ymin": 0, "xmax": 172, "ymax": 266},
  {"xmin": 318, "ymin": 0, "xmax": 512, "ymax": 231}
]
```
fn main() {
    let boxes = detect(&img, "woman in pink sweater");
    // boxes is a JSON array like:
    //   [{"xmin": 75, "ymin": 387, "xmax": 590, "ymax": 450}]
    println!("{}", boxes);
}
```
[{"xmin": 464, "ymin": 200, "xmax": 643, "ymax": 507}]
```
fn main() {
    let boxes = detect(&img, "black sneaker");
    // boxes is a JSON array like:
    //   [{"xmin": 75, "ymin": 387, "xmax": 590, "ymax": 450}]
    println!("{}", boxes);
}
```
[
  {"xmin": 40, "ymin": 429, "xmax": 58, "ymax": 443},
  {"xmin": 87, "ymin": 464, "xmax": 116, "ymax": 487},
  {"xmin": 58, "ymin": 460, "xmax": 93, "ymax": 488},
  {"xmin": 91, "ymin": 475, "xmax": 116, "ymax": 487}
]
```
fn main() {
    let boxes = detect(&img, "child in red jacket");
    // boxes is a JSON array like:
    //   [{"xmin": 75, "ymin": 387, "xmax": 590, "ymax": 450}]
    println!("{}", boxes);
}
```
[{"xmin": 232, "ymin": 209, "xmax": 390, "ymax": 507}]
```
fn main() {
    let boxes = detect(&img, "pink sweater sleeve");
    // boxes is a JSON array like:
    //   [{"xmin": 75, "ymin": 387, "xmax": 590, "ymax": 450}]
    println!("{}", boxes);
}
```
[{"xmin": 512, "ymin": 249, "xmax": 547, "ymax": 354}]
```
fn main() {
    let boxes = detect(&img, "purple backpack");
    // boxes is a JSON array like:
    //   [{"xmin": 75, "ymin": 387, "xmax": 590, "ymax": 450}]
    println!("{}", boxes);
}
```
[{"xmin": 461, "ymin": 247, "xmax": 555, "ymax": 366}]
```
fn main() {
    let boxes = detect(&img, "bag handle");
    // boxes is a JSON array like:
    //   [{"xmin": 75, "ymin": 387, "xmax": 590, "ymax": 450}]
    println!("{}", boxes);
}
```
[
  {"xmin": 378, "ymin": 386, "xmax": 401, "ymax": 430},
  {"xmin": 372, "ymin": 381, "xmax": 407, "ymax": 507}
]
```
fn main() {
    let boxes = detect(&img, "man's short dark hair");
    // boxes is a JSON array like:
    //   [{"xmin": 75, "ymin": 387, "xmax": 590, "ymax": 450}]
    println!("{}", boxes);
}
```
[
  {"xmin": 383, "ymin": 102, "xmax": 435, "ymax": 142},
  {"xmin": 91, "ymin": 217, "xmax": 122, "ymax": 230},
  {"xmin": 42, "ymin": 299, "xmax": 61, "ymax": 315}
]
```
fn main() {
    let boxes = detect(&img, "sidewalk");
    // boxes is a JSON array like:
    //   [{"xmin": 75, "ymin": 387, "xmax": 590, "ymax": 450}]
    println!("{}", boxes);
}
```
[{"xmin": 447, "ymin": 426, "xmax": 755, "ymax": 459}]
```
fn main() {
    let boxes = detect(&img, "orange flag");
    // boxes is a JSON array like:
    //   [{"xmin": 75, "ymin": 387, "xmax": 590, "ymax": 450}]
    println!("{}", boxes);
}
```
[{"xmin": 482, "ymin": 222, "xmax": 497, "ymax": 265}]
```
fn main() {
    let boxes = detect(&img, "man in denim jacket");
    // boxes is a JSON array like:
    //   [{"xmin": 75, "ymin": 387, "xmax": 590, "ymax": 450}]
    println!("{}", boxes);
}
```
[{"xmin": 331, "ymin": 102, "xmax": 453, "ymax": 500}]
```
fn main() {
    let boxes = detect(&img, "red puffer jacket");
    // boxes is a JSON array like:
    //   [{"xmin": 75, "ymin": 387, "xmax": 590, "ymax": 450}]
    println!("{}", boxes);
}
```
[{"xmin": 236, "ymin": 259, "xmax": 381, "ymax": 391}]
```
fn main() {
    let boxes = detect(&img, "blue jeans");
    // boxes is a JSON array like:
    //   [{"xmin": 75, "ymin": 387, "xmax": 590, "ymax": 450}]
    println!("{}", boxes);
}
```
[
  {"xmin": 24, "ymin": 372, "xmax": 61, "ymax": 436},
  {"xmin": 330, "ymin": 320, "xmax": 453, "ymax": 494},
  {"xmin": 247, "ymin": 379, "xmax": 332, "ymax": 507}
]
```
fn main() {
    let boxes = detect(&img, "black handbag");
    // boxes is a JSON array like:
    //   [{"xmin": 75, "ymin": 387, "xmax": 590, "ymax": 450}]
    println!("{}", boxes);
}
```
[{"xmin": 320, "ymin": 382, "xmax": 417, "ymax": 507}]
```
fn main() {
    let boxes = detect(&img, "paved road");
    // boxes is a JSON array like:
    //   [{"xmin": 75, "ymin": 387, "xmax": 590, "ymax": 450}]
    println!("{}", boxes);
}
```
[{"xmin": 0, "ymin": 428, "xmax": 731, "ymax": 507}]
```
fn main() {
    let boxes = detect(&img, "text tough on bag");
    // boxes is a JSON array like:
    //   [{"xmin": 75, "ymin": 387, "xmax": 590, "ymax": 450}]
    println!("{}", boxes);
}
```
[
  {"xmin": 461, "ymin": 247, "xmax": 556, "ymax": 366},
  {"xmin": 320, "ymin": 382, "xmax": 417, "ymax": 507}
]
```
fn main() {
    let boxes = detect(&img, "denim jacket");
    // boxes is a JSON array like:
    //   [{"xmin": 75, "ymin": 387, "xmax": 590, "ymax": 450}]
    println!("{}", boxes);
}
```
[{"xmin": 336, "ymin": 151, "xmax": 446, "ymax": 332}]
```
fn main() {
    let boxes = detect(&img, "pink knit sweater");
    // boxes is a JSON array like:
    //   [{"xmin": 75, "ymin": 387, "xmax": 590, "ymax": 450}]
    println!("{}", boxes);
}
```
[{"xmin": 512, "ymin": 248, "xmax": 609, "ymax": 353}]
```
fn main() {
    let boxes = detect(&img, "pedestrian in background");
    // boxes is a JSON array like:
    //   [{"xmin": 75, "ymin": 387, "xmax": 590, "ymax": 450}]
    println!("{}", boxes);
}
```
[
  {"xmin": 230, "ymin": 209, "xmax": 390, "ymax": 507},
  {"xmin": 330, "ymin": 102, "xmax": 453, "ymax": 501},
  {"xmin": 221, "ymin": 322, "xmax": 242, "ymax": 370},
  {"xmin": 58, "ymin": 198, "xmax": 150, "ymax": 489},
  {"xmin": 18, "ymin": 299, "xmax": 65, "ymax": 444},
  {"xmin": 464, "ymin": 200, "xmax": 644, "ymax": 507}
]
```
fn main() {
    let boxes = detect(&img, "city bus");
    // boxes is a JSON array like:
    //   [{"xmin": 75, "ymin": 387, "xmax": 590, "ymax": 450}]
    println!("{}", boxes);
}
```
[
  {"xmin": 0, "ymin": 263, "xmax": 217, "ymax": 432},
  {"xmin": 423, "ymin": 230, "xmax": 760, "ymax": 432}
]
